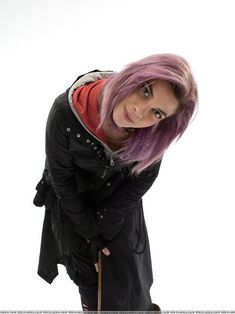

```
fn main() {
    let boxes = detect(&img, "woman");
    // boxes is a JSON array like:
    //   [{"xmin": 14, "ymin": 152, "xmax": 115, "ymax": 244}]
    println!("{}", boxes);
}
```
[{"xmin": 33, "ymin": 53, "xmax": 198, "ymax": 311}]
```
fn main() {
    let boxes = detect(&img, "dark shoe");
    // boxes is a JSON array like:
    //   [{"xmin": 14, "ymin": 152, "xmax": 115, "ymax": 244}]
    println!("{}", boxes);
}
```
[{"xmin": 150, "ymin": 303, "xmax": 161, "ymax": 312}]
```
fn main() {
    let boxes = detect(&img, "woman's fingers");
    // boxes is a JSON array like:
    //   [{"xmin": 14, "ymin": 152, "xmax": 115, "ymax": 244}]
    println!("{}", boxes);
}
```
[
  {"xmin": 102, "ymin": 247, "xmax": 110, "ymax": 256},
  {"xmin": 94, "ymin": 247, "xmax": 110, "ymax": 272}
]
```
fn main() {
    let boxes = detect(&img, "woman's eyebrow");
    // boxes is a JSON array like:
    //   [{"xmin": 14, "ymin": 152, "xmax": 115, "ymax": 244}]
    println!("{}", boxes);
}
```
[
  {"xmin": 147, "ymin": 83, "xmax": 153, "ymax": 98},
  {"xmin": 147, "ymin": 83, "xmax": 168, "ymax": 118}
]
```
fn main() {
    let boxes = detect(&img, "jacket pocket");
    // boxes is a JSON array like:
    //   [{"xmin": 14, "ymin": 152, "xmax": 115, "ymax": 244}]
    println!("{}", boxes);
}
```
[{"xmin": 33, "ymin": 174, "xmax": 51, "ymax": 207}]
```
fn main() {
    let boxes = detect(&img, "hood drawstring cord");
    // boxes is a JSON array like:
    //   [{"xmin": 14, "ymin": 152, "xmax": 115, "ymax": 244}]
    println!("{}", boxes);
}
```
[{"xmin": 133, "ymin": 206, "xmax": 147, "ymax": 254}]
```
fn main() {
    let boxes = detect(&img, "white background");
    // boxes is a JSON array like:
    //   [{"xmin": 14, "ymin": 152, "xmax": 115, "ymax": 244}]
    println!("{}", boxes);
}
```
[{"xmin": 0, "ymin": 0, "xmax": 235, "ymax": 311}]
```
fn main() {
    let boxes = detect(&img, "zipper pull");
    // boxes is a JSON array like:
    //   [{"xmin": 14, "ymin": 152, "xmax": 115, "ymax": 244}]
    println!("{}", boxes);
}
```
[{"xmin": 110, "ymin": 156, "xmax": 115, "ymax": 166}]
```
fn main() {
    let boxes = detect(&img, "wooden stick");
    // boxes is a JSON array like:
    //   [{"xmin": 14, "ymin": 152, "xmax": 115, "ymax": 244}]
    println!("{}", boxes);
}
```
[{"xmin": 97, "ymin": 250, "xmax": 102, "ymax": 312}]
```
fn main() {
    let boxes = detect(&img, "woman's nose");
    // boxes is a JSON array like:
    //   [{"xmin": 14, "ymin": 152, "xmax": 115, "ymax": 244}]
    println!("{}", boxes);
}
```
[{"xmin": 133, "ymin": 104, "xmax": 146, "ymax": 118}]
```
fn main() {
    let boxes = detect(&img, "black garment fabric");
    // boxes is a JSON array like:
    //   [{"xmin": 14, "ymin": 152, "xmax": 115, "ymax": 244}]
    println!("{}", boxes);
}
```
[
  {"xmin": 80, "ymin": 295, "xmax": 98, "ymax": 311},
  {"xmin": 33, "ymin": 71, "xmax": 162, "ymax": 310}
]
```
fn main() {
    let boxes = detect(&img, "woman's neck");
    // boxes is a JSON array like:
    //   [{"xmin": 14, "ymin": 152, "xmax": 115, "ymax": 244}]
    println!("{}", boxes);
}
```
[{"xmin": 101, "ymin": 118, "xmax": 132, "ymax": 150}]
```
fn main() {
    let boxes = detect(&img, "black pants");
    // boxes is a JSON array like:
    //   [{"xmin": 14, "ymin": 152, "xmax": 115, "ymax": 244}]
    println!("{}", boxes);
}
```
[
  {"xmin": 63, "ymin": 247, "xmax": 98, "ymax": 311},
  {"xmin": 63, "ymin": 244, "xmax": 98, "ymax": 299}
]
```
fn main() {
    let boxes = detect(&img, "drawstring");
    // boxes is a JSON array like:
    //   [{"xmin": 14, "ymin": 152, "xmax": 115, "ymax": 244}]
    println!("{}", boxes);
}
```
[
  {"xmin": 56, "ymin": 198, "xmax": 63, "ymax": 256},
  {"xmin": 133, "ymin": 206, "xmax": 147, "ymax": 254},
  {"xmin": 55, "ymin": 196, "xmax": 70, "ymax": 256},
  {"xmin": 46, "ymin": 164, "xmax": 64, "ymax": 257}
]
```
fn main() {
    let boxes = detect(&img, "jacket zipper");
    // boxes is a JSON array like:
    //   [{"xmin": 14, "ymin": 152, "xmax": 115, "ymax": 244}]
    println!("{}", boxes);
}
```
[{"xmin": 110, "ymin": 155, "xmax": 115, "ymax": 166}]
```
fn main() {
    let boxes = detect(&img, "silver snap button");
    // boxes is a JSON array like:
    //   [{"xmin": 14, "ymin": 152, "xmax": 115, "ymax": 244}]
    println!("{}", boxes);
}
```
[
  {"xmin": 94, "ymin": 146, "xmax": 97, "ymax": 150},
  {"xmin": 96, "ymin": 211, "xmax": 100, "ymax": 214},
  {"xmin": 91, "ymin": 142, "xmax": 94, "ymax": 145},
  {"xmin": 107, "ymin": 182, "xmax": 111, "ymax": 186},
  {"xmin": 86, "ymin": 139, "xmax": 91, "ymax": 143},
  {"xmin": 100, "ymin": 215, "xmax": 103, "ymax": 219},
  {"xmin": 103, "ymin": 208, "xmax": 107, "ymax": 212},
  {"xmin": 76, "ymin": 133, "xmax": 81, "ymax": 138},
  {"xmin": 66, "ymin": 128, "xmax": 71, "ymax": 132}
]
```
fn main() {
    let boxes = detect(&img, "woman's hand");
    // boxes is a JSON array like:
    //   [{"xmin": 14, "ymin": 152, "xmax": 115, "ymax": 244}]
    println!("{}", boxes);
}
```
[
  {"xmin": 87, "ymin": 236, "xmax": 111, "ymax": 272},
  {"xmin": 95, "ymin": 246, "xmax": 110, "ymax": 272}
]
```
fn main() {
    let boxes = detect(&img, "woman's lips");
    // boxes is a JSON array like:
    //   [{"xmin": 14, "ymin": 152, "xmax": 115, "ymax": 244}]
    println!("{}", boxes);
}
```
[{"xmin": 123, "ymin": 107, "xmax": 134, "ymax": 123}]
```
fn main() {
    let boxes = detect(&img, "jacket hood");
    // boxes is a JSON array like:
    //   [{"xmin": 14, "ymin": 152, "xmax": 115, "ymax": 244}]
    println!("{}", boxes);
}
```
[
  {"xmin": 67, "ymin": 70, "xmax": 117, "ymax": 157},
  {"xmin": 68, "ymin": 70, "xmax": 113, "ymax": 107}
]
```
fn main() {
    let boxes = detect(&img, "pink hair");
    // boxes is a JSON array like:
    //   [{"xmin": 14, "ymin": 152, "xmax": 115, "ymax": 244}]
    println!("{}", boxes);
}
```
[{"xmin": 97, "ymin": 53, "xmax": 198, "ymax": 175}]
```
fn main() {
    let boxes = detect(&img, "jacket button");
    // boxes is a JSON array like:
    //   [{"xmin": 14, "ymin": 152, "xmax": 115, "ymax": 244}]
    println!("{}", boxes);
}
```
[
  {"xmin": 76, "ymin": 133, "xmax": 81, "ymax": 138},
  {"xmin": 96, "ymin": 211, "xmax": 100, "ymax": 214},
  {"xmin": 100, "ymin": 215, "xmax": 103, "ymax": 219},
  {"xmin": 86, "ymin": 139, "xmax": 91, "ymax": 143},
  {"xmin": 66, "ymin": 128, "xmax": 71, "ymax": 132},
  {"xmin": 94, "ymin": 146, "xmax": 97, "ymax": 150},
  {"xmin": 107, "ymin": 182, "xmax": 111, "ymax": 186},
  {"xmin": 91, "ymin": 142, "xmax": 94, "ymax": 145},
  {"xmin": 103, "ymin": 208, "xmax": 107, "ymax": 212},
  {"xmin": 41, "ymin": 180, "xmax": 44, "ymax": 184}
]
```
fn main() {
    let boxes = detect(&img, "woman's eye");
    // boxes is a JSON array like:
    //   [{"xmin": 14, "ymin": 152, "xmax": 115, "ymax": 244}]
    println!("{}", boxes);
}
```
[
  {"xmin": 153, "ymin": 109, "xmax": 162, "ymax": 120},
  {"xmin": 142, "ymin": 85, "xmax": 151, "ymax": 98}
]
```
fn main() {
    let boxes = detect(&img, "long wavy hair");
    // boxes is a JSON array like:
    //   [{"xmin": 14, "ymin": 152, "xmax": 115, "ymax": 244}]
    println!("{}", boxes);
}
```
[{"xmin": 97, "ymin": 53, "xmax": 198, "ymax": 175}]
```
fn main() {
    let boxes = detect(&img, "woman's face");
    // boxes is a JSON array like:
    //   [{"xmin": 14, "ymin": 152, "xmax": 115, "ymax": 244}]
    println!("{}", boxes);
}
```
[{"xmin": 113, "ymin": 80, "xmax": 179, "ymax": 129}]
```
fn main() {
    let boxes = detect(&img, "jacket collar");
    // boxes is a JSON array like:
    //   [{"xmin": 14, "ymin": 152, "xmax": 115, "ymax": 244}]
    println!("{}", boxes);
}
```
[{"xmin": 67, "ymin": 70, "xmax": 117, "ymax": 155}]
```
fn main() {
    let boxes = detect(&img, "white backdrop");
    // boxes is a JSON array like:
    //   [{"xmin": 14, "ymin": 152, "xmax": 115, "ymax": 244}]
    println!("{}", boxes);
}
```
[{"xmin": 0, "ymin": 0, "xmax": 235, "ymax": 311}]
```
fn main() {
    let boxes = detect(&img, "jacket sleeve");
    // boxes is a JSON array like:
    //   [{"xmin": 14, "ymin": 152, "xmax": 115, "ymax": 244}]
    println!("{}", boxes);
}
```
[
  {"xmin": 45, "ymin": 97, "xmax": 102, "ymax": 240},
  {"xmin": 96, "ymin": 159, "xmax": 162, "ymax": 241}
]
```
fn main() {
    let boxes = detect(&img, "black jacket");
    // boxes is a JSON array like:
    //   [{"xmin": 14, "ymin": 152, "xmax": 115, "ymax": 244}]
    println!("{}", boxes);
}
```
[{"xmin": 33, "ymin": 71, "xmax": 162, "ymax": 310}]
